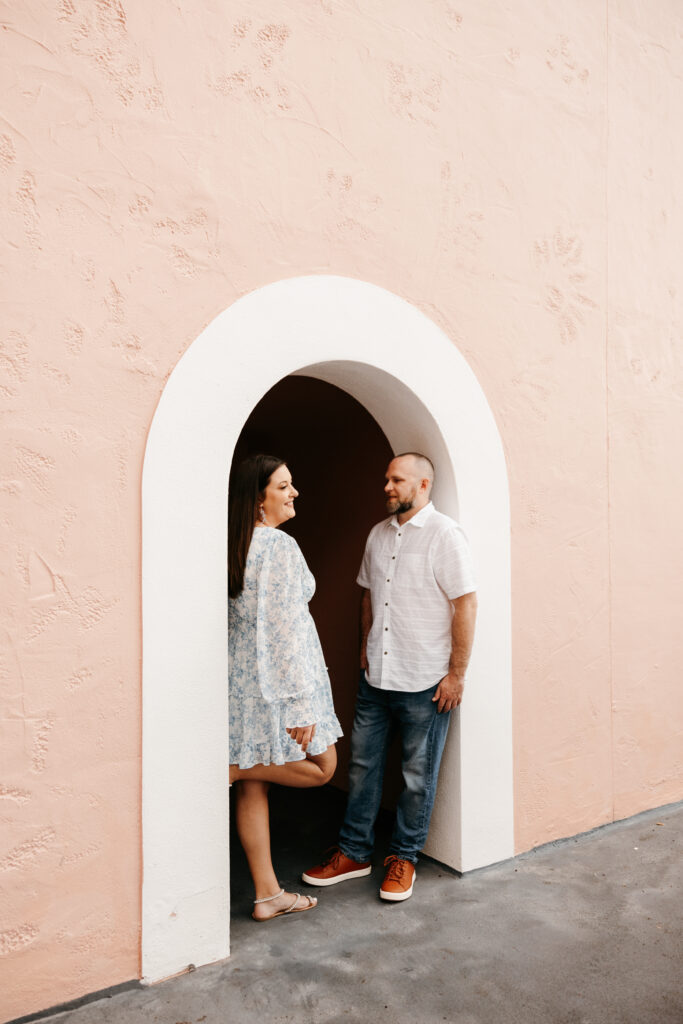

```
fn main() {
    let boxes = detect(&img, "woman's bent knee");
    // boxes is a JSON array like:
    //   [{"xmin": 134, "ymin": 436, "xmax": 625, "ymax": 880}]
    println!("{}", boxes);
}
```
[
  {"xmin": 309, "ymin": 745, "xmax": 336, "ymax": 786},
  {"xmin": 320, "ymin": 747, "xmax": 337, "ymax": 785}
]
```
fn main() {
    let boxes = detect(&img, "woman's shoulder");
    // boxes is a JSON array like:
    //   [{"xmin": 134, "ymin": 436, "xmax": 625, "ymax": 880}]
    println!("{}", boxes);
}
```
[{"xmin": 253, "ymin": 526, "xmax": 301, "ymax": 554}]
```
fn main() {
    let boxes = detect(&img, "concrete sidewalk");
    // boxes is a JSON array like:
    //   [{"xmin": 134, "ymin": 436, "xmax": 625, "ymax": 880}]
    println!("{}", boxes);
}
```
[{"xmin": 24, "ymin": 793, "xmax": 683, "ymax": 1024}]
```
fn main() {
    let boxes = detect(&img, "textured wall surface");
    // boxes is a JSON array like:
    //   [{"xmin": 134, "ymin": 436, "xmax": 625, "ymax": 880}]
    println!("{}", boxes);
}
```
[
  {"xmin": 1, "ymin": 0, "xmax": 681, "ymax": 1019},
  {"xmin": 607, "ymin": 1, "xmax": 683, "ymax": 821}
]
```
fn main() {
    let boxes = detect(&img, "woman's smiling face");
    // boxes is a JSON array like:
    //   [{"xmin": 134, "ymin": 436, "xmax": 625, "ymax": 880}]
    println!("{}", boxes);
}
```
[{"xmin": 260, "ymin": 464, "xmax": 299, "ymax": 526}]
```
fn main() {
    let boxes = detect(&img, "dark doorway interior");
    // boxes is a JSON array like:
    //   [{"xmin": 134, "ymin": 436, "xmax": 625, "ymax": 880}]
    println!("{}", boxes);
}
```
[{"xmin": 231, "ymin": 374, "xmax": 398, "ymax": 799}]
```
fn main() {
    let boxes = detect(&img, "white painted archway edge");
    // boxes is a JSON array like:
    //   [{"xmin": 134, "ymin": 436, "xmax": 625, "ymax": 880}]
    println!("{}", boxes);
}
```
[{"xmin": 142, "ymin": 275, "xmax": 512, "ymax": 983}]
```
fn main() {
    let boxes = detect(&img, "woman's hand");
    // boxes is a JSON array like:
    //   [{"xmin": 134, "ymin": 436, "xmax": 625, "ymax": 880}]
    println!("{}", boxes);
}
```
[{"xmin": 286, "ymin": 723, "xmax": 316, "ymax": 752}]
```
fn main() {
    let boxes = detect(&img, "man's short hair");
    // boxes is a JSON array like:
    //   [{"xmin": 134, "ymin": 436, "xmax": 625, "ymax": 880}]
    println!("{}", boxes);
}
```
[{"xmin": 395, "ymin": 452, "xmax": 435, "ymax": 485}]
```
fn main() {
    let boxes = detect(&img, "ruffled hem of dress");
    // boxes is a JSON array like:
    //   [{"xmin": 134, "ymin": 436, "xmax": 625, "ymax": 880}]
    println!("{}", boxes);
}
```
[{"xmin": 230, "ymin": 722, "xmax": 343, "ymax": 770}]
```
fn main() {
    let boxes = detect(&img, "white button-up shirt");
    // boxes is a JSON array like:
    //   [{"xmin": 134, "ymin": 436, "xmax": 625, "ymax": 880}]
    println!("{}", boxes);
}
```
[{"xmin": 356, "ymin": 502, "xmax": 476, "ymax": 692}]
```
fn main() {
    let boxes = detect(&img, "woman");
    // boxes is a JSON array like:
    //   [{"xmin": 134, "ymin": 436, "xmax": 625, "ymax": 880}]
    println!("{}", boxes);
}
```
[{"xmin": 228, "ymin": 454, "xmax": 342, "ymax": 922}]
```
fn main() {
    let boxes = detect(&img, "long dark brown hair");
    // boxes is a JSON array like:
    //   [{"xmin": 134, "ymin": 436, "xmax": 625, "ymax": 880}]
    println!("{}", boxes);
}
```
[{"xmin": 228, "ymin": 454, "xmax": 285, "ymax": 598}]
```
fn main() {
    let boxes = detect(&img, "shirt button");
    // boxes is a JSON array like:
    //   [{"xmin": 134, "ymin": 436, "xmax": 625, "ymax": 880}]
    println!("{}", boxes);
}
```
[
  {"xmin": 392, "ymin": 556, "xmax": 395, "ymax": 560},
  {"xmin": 385, "ymin": 602, "xmax": 388, "ymax": 606},
  {"xmin": 386, "ymin": 579, "xmax": 390, "ymax": 583},
  {"xmin": 384, "ymin": 627, "xmax": 388, "ymax": 631},
  {"xmin": 398, "ymin": 533, "xmax": 401, "ymax": 537},
  {"xmin": 384, "ymin": 651, "xmax": 388, "ymax": 655}
]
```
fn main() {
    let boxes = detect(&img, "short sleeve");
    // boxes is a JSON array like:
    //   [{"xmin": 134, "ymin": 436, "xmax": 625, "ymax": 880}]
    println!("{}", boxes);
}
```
[
  {"xmin": 433, "ymin": 524, "xmax": 476, "ymax": 600},
  {"xmin": 255, "ymin": 533, "xmax": 320, "ymax": 728},
  {"xmin": 356, "ymin": 529, "xmax": 374, "ymax": 588}
]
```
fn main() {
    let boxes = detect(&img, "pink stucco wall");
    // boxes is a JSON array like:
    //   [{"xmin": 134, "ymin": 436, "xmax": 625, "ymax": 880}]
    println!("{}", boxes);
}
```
[{"xmin": 1, "ymin": 1, "xmax": 681, "ymax": 1019}]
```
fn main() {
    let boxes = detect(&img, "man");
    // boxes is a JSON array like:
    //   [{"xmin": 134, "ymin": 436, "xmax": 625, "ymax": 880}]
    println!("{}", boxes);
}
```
[{"xmin": 303, "ymin": 453, "xmax": 477, "ymax": 901}]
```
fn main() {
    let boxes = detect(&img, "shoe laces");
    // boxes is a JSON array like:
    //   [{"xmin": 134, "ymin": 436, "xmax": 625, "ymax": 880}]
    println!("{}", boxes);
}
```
[
  {"xmin": 322, "ymin": 846, "xmax": 344, "ymax": 868},
  {"xmin": 384, "ymin": 855, "xmax": 410, "ymax": 882}
]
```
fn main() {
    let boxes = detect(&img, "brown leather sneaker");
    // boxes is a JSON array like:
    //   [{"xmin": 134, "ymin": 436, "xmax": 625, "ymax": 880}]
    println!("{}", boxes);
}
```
[
  {"xmin": 379, "ymin": 855, "xmax": 416, "ymax": 901},
  {"xmin": 302, "ymin": 847, "xmax": 372, "ymax": 887}
]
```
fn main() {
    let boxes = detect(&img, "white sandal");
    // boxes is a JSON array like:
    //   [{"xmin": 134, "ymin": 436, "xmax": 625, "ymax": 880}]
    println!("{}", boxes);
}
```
[{"xmin": 252, "ymin": 887, "xmax": 317, "ymax": 922}]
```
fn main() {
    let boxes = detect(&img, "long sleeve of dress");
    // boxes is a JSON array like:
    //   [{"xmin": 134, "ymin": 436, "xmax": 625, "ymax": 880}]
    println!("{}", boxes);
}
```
[{"xmin": 255, "ymin": 532, "xmax": 326, "ymax": 729}]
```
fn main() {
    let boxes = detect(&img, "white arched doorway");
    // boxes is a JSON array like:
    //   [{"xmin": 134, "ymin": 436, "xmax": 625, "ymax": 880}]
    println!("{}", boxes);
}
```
[{"xmin": 141, "ymin": 276, "xmax": 512, "ymax": 983}]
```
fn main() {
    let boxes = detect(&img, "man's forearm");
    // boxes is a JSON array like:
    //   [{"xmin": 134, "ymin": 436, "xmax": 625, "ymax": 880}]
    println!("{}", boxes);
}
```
[
  {"xmin": 448, "ymin": 591, "xmax": 478, "ymax": 678},
  {"xmin": 360, "ymin": 588, "xmax": 372, "ymax": 666}
]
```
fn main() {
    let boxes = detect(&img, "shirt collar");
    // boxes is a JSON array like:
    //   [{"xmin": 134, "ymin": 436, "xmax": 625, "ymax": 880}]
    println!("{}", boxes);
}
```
[{"xmin": 388, "ymin": 501, "xmax": 434, "ymax": 530}]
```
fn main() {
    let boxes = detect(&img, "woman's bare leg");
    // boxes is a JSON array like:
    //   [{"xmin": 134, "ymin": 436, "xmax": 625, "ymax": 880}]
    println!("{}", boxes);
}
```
[
  {"xmin": 235, "ymin": 780, "xmax": 316, "ymax": 920},
  {"xmin": 230, "ymin": 744, "xmax": 337, "ymax": 788}
]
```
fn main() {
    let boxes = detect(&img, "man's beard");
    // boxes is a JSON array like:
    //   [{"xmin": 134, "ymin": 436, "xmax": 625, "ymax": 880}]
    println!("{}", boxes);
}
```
[{"xmin": 386, "ymin": 492, "xmax": 416, "ymax": 515}]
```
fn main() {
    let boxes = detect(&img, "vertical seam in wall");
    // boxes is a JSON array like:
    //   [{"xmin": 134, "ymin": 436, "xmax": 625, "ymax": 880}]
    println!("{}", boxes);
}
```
[{"xmin": 605, "ymin": 0, "xmax": 615, "ymax": 824}]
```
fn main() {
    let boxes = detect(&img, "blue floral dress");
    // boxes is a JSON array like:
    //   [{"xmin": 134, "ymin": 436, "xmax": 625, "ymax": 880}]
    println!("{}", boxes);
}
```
[{"xmin": 228, "ymin": 526, "xmax": 343, "ymax": 768}]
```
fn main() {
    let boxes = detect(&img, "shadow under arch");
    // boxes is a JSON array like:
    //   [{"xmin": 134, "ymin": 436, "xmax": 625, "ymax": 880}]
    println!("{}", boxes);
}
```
[
  {"xmin": 142, "ymin": 275, "xmax": 512, "ymax": 983},
  {"xmin": 230, "ymin": 374, "xmax": 395, "ymax": 796}
]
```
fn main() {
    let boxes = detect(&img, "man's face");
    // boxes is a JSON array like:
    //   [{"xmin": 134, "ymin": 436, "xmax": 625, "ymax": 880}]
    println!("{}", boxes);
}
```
[{"xmin": 384, "ymin": 457, "xmax": 419, "ymax": 515}]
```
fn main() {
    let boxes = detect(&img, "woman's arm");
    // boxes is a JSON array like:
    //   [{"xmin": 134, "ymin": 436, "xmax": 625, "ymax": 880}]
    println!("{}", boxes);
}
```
[{"xmin": 255, "ymin": 532, "xmax": 320, "ymax": 730}]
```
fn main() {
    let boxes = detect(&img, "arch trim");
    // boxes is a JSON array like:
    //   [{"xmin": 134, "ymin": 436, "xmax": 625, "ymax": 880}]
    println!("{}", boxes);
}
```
[{"xmin": 141, "ymin": 276, "xmax": 512, "ymax": 982}]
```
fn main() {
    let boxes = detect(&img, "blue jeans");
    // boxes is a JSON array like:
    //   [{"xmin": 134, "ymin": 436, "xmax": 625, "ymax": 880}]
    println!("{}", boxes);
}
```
[{"xmin": 338, "ymin": 672, "xmax": 451, "ymax": 865}]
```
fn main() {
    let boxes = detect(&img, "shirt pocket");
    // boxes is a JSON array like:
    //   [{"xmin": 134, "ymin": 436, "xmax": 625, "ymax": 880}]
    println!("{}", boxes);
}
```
[{"xmin": 397, "ymin": 552, "xmax": 427, "ymax": 589}]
